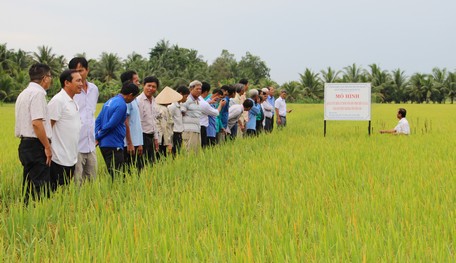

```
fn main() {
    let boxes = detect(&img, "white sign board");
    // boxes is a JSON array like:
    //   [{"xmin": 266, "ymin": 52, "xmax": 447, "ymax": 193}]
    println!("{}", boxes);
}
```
[{"xmin": 324, "ymin": 83, "xmax": 371, "ymax": 121}]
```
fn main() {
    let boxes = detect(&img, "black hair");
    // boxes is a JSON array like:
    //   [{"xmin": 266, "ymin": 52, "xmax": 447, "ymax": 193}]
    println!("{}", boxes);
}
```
[
  {"xmin": 243, "ymin": 99, "xmax": 253, "ymax": 109},
  {"xmin": 120, "ymin": 81, "xmax": 140, "ymax": 96},
  {"xmin": 143, "ymin": 76, "xmax": 160, "ymax": 87},
  {"xmin": 212, "ymin": 88, "xmax": 223, "ymax": 96},
  {"xmin": 239, "ymin": 79, "xmax": 249, "ymax": 85},
  {"xmin": 201, "ymin": 82, "xmax": 211, "ymax": 93},
  {"xmin": 29, "ymin": 63, "xmax": 51, "ymax": 82},
  {"xmin": 176, "ymin": 85, "xmax": 190, "ymax": 95},
  {"xmin": 68, "ymin": 57, "xmax": 88, "ymax": 70},
  {"xmin": 226, "ymin": 86, "xmax": 236, "ymax": 96},
  {"xmin": 120, "ymin": 70, "xmax": 137, "ymax": 83},
  {"xmin": 60, "ymin": 69, "xmax": 78, "ymax": 87},
  {"xmin": 398, "ymin": 108, "xmax": 407, "ymax": 118}
]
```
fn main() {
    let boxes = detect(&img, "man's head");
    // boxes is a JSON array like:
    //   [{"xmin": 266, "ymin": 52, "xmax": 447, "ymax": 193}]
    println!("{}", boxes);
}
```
[
  {"xmin": 234, "ymin": 83, "xmax": 244, "ymax": 96},
  {"xmin": 397, "ymin": 108, "xmax": 407, "ymax": 119},
  {"xmin": 120, "ymin": 81, "xmax": 140, "ymax": 103},
  {"xmin": 176, "ymin": 85, "xmax": 190, "ymax": 103},
  {"xmin": 201, "ymin": 82, "xmax": 211, "ymax": 98},
  {"xmin": 268, "ymin": 86, "xmax": 275, "ymax": 97},
  {"xmin": 142, "ymin": 76, "xmax": 159, "ymax": 99},
  {"xmin": 29, "ymin": 63, "xmax": 52, "ymax": 90},
  {"xmin": 239, "ymin": 78, "xmax": 249, "ymax": 92},
  {"xmin": 60, "ymin": 69, "xmax": 83, "ymax": 98},
  {"xmin": 242, "ymin": 98, "xmax": 253, "ymax": 111},
  {"xmin": 68, "ymin": 57, "xmax": 89, "ymax": 81},
  {"xmin": 120, "ymin": 70, "xmax": 140, "ymax": 86},
  {"xmin": 211, "ymin": 88, "xmax": 223, "ymax": 101},
  {"xmin": 189, "ymin": 80, "xmax": 202, "ymax": 98},
  {"xmin": 261, "ymin": 88, "xmax": 269, "ymax": 101},
  {"xmin": 248, "ymin": 89, "xmax": 259, "ymax": 101},
  {"xmin": 280, "ymin": 90, "xmax": 288, "ymax": 99}
]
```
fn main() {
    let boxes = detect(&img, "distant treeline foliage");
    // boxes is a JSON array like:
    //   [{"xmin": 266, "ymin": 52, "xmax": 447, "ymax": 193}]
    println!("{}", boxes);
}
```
[{"xmin": 1, "ymin": 41, "xmax": 456, "ymax": 103}]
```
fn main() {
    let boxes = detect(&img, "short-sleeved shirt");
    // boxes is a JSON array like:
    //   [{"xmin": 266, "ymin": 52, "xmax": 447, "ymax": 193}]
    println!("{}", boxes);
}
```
[
  {"xmin": 15, "ymin": 82, "xmax": 52, "ymax": 139},
  {"xmin": 395, "ymin": 118, "xmax": 410, "ymax": 135},
  {"xmin": 275, "ymin": 97, "xmax": 287, "ymax": 117},
  {"xmin": 168, "ymin": 102, "xmax": 184, "ymax": 133},
  {"xmin": 124, "ymin": 99, "xmax": 144, "ymax": 147},
  {"xmin": 48, "ymin": 89, "xmax": 81, "ymax": 166},
  {"xmin": 73, "ymin": 81, "xmax": 98, "ymax": 153},
  {"xmin": 137, "ymin": 92, "xmax": 159, "ymax": 140}
]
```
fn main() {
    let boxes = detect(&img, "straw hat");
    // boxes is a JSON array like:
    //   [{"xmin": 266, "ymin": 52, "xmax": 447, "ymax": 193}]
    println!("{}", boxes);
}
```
[{"xmin": 155, "ymin": 86, "xmax": 183, "ymax": 104}]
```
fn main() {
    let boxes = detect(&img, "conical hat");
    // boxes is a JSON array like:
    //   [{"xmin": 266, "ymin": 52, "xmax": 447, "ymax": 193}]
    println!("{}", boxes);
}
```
[{"xmin": 155, "ymin": 86, "xmax": 183, "ymax": 104}]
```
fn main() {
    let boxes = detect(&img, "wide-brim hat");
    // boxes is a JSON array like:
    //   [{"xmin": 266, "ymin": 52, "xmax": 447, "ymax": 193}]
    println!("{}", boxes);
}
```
[{"xmin": 155, "ymin": 86, "xmax": 183, "ymax": 104}]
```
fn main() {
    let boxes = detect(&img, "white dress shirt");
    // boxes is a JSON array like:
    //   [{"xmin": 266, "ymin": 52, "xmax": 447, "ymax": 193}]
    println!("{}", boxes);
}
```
[
  {"xmin": 73, "ymin": 81, "xmax": 98, "ymax": 153},
  {"xmin": 395, "ymin": 118, "xmax": 410, "ymax": 135},
  {"xmin": 275, "ymin": 97, "xmax": 287, "ymax": 117},
  {"xmin": 199, "ymin": 96, "xmax": 219, "ymax": 127}
]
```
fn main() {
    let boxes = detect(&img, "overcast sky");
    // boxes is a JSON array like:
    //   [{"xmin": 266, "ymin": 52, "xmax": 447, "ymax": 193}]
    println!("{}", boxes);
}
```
[{"xmin": 1, "ymin": 0, "xmax": 455, "ymax": 84}]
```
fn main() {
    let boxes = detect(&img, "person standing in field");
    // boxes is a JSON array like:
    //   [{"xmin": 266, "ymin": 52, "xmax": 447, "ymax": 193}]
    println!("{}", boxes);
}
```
[
  {"xmin": 48, "ymin": 69, "xmax": 83, "ymax": 191},
  {"xmin": 245, "ymin": 89, "xmax": 261, "ymax": 136},
  {"xmin": 15, "ymin": 63, "xmax": 53, "ymax": 204},
  {"xmin": 207, "ymin": 89, "xmax": 224, "ymax": 146},
  {"xmin": 137, "ymin": 76, "xmax": 160, "ymax": 165},
  {"xmin": 168, "ymin": 86, "xmax": 190, "ymax": 155},
  {"xmin": 239, "ymin": 79, "xmax": 249, "ymax": 137},
  {"xmin": 199, "ymin": 82, "xmax": 222, "ymax": 148},
  {"xmin": 275, "ymin": 90, "xmax": 292, "ymax": 128},
  {"xmin": 264, "ymin": 86, "xmax": 275, "ymax": 132},
  {"xmin": 120, "ymin": 71, "xmax": 144, "ymax": 174},
  {"xmin": 70, "ymin": 57, "xmax": 99, "ymax": 185},
  {"xmin": 181, "ymin": 80, "xmax": 203, "ymax": 154},
  {"xmin": 229, "ymin": 83, "xmax": 245, "ymax": 139},
  {"xmin": 155, "ymin": 87, "xmax": 182, "ymax": 157},
  {"xmin": 228, "ymin": 99, "xmax": 253, "ymax": 135},
  {"xmin": 95, "ymin": 82, "xmax": 140, "ymax": 179},
  {"xmin": 380, "ymin": 108, "xmax": 410, "ymax": 135}
]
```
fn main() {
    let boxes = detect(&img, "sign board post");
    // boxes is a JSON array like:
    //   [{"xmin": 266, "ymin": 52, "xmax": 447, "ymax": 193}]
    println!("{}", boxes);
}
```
[{"xmin": 324, "ymin": 83, "xmax": 371, "ymax": 136}]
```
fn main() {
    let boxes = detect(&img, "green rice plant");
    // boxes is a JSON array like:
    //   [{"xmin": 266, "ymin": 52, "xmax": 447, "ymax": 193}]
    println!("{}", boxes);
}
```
[{"xmin": 0, "ymin": 103, "xmax": 455, "ymax": 261}]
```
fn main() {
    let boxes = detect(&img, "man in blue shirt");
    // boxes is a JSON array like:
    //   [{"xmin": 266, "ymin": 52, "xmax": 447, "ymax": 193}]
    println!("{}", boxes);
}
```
[
  {"xmin": 95, "ymin": 81, "xmax": 140, "ymax": 179},
  {"xmin": 245, "ymin": 89, "xmax": 261, "ymax": 136},
  {"xmin": 266, "ymin": 86, "xmax": 275, "ymax": 132}
]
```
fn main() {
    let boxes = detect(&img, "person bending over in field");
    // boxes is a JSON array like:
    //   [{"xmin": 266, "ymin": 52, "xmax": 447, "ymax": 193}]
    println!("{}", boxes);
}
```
[{"xmin": 380, "ymin": 108, "xmax": 410, "ymax": 135}]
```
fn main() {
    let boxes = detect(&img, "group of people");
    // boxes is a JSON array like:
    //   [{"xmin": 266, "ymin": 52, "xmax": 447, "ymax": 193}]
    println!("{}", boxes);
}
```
[{"xmin": 15, "ymin": 57, "xmax": 292, "ymax": 204}]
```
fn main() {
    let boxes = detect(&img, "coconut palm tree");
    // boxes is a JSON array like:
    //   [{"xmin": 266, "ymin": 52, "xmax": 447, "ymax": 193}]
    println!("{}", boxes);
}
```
[
  {"xmin": 391, "ymin": 69, "xmax": 408, "ymax": 103},
  {"xmin": 320, "ymin": 66, "xmax": 340, "ymax": 83},
  {"xmin": 447, "ymin": 72, "xmax": 456, "ymax": 104},
  {"xmin": 32, "ymin": 45, "xmax": 65, "ymax": 76},
  {"xmin": 280, "ymin": 81, "xmax": 302, "ymax": 102},
  {"xmin": 341, "ymin": 63, "xmax": 365, "ymax": 83},
  {"xmin": 299, "ymin": 68, "xmax": 323, "ymax": 101},
  {"xmin": 92, "ymin": 52, "xmax": 121, "ymax": 82}
]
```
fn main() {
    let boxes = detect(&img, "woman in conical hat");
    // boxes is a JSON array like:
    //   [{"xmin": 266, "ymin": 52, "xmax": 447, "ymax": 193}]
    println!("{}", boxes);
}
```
[{"xmin": 155, "ymin": 87, "xmax": 183, "ymax": 157}]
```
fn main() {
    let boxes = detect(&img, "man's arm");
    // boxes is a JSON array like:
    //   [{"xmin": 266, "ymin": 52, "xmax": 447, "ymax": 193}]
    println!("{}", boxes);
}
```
[
  {"xmin": 32, "ymin": 119, "xmax": 52, "ymax": 166},
  {"xmin": 125, "ymin": 116, "xmax": 134, "ymax": 154}
]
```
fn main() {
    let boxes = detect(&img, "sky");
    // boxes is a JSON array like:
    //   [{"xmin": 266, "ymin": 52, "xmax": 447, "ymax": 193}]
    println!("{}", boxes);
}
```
[{"xmin": 1, "ymin": 0, "xmax": 455, "ymax": 84}]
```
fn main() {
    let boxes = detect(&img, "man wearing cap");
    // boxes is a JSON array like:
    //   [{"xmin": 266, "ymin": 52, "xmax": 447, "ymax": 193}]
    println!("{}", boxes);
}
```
[
  {"xmin": 15, "ymin": 63, "xmax": 53, "ymax": 204},
  {"xmin": 95, "ymin": 82, "xmax": 140, "ymax": 179},
  {"xmin": 48, "ymin": 69, "xmax": 83, "ymax": 190},
  {"xmin": 155, "ymin": 87, "xmax": 182, "ymax": 156},
  {"xmin": 245, "ymin": 89, "xmax": 261, "ymax": 136},
  {"xmin": 181, "ymin": 80, "xmax": 203, "ymax": 154},
  {"xmin": 120, "ymin": 71, "xmax": 144, "ymax": 174},
  {"xmin": 275, "ymin": 90, "xmax": 292, "ymax": 128},
  {"xmin": 137, "ymin": 76, "xmax": 160, "ymax": 165}
]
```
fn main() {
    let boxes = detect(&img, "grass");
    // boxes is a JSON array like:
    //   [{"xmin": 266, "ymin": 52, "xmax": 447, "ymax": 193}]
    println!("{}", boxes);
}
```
[{"xmin": 0, "ymin": 103, "xmax": 455, "ymax": 261}]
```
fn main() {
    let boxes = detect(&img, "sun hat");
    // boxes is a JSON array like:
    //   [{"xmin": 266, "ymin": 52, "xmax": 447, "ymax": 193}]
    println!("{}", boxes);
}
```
[{"xmin": 155, "ymin": 86, "xmax": 183, "ymax": 104}]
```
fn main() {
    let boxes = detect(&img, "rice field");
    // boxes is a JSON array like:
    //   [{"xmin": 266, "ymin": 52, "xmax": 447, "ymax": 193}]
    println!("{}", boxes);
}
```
[{"xmin": 0, "ymin": 103, "xmax": 455, "ymax": 261}]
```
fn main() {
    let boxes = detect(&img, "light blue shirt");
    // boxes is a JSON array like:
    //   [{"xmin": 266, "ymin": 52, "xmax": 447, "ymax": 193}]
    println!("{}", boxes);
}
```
[
  {"xmin": 246, "ymin": 98, "xmax": 260, "ymax": 130},
  {"xmin": 124, "ymin": 99, "xmax": 143, "ymax": 147}
]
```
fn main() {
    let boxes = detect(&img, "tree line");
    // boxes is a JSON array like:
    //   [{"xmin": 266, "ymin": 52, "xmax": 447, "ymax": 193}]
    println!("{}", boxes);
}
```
[{"xmin": 1, "ymin": 41, "xmax": 455, "ymax": 103}]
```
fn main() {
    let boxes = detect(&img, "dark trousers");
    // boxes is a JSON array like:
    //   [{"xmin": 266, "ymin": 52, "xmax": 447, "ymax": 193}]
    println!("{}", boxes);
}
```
[
  {"xmin": 271, "ymin": 115, "xmax": 274, "ymax": 131},
  {"xmin": 50, "ymin": 161, "xmax": 75, "ymax": 191},
  {"xmin": 246, "ymin": 129, "xmax": 257, "ymax": 137},
  {"xmin": 208, "ymin": 136, "xmax": 217, "ymax": 146},
  {"xmin": 256, "ymin": 120, "xmax": 264, "ymax": 134},
  {"xmin": 18, "ymin": 138, "xmax": 51, "ymax": 204},
  {"xmin": 264, "ymin": 117, "xmax": 273, "ymax": 132},
  {"xmin": 172, "ymin": 132, "xmax": 182, "ymax": 155},
  {"xmin": 124, "ymin": 146, "xmax": 144, "ymax": 175},
  {"xmin": 230, "ymin": 123, "xmax": 238, "ymax": 140},
  {"xmin": 142, "ymin": 133, "xmax": 156, "ymax": 164},
  {"xmin": 100, "ymin": 147, "xmax": 124, "ymax": 180},
  {"xmin": 200, "ymin": 126, "xmax": 208, "ymax": 148}
]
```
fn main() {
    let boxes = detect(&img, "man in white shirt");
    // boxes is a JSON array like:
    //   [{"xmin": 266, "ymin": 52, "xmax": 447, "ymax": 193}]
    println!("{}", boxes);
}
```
[
  {"xmin": 227, "ymin": 99, "xmax": 253, "ymax": 134},
  {"xmin": 275, "ymin": 90, "xmax": 292, "ymax": 128},
  {"xmin": 48, "ymin": 69, "xmax": 83, "ymax": 191},
  {"xmin": 380, "ymin": 108, "xmax": 410, "ymax": 135},
  {"xmin": 15, "ymin": 63, "xmax": 53, "ymax": 204},
  {"xmin": 70, "ymin": 57, "xmax": 99, "ymax": 185},
  {"xmin": 261, "ymin": 88, "xmax": 274, "ymax": 132},
  {"xmin": 181, "ymin": 80, "xmax": 203, "ymax": 154},
  {"xmin": 199, "ymin": 82, "xmax": 224, "ymax": 148},
  {"xmin": 168, "ymin": 86, "xmax": 190, "ymax": 155}
]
